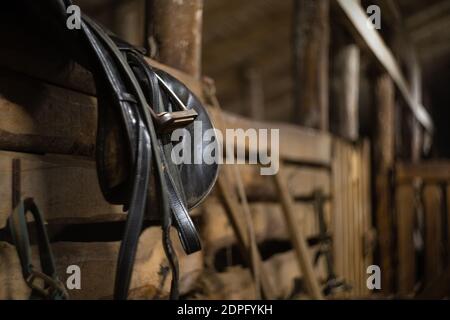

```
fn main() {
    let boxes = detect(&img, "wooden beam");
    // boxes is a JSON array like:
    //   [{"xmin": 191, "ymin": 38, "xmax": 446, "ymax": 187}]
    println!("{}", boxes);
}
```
[
  {"xmin": 331, "ymin": 42, "xmax": 360, "ymax": 141},
  {"xmin": 0, "ymin": 69, "xmax": 331, "ymax": 167},
  {"xmin": 273, "ymin": 164, "xmax": 324, "ymax": 299},
  {"xmin": 215, "ymin": 109, "xmax": 332, "ymax": 166},
  {"xmin": 330, "ymin": 1, "xmax": 360, "ymax": 142},
  {"xmin": 239, "ymin": 164, "xmax": 330, "ymax": 201},
  {"xmin": 217, "ymin": 175, "xmax": 277, "ymax": 299},
  {"xmin": 0, "ymin": 11, "xmax": 203, "ymax": 99},
  {"xmin": 372, "ymin": 73, "xmax": 395, "ymax": 294},
  {"xmin": 0, "ymin": 227, "xmax": 203, "ymax": 299},
  {"xmin": 423, "ymin": 185, "xmax": 444, "ymax": 284},
  {"xmin": 149, "ymin": 0, "xmax": 203, "ymax": 78},
  {"xmin": 336, "ymin": 0, "xmax": 433, "ymax": 133},
  {"xmin": 409, "ymin": 13, "xmax": 450, "ymax": 45},
  {"xmin": 395, "ymin": 185, "xmax": 416, "ymax": 297},
  {"xmin": 293, "ymin": 0, "xmax": 330, "ymax": 131},
  {"xmin": 110, "ymin": 0, "xmax": 146, "ymax": 47},
  {"xmin": 409, "ymin": 58, "xmax": 423, "ymax": 162},
  {"xmin": 405, "ymin": 0, "xmax": 450, "ymax": 31},
  {"xmin": 396, "ymin": 161, "xmax": 450, "ymax": 183},
  {"xmin": 202, "ymin": 197, "xmax": 326, "ymax": 260}
]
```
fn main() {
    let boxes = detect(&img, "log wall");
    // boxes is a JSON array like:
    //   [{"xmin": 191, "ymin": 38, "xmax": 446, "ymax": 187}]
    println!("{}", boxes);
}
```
[
  {"xmin": 0, "ymin": 6, "xmax": 373, "ymax": 298},
  {"xmin": 0, "ymin": 67, "xmax": 373, "ymax": 298}
]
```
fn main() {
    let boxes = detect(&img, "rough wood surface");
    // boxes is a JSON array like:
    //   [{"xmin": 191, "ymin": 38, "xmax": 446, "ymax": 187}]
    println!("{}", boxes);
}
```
[
  {"xmin": 336, "ymin": 0, "xmax": 433, "ymax": 132},
  {"xmin": 423, "ymin": 184, "xmax": 444, "ymax": 284},
  {"xmin": 0, "ymin": 227, "xmax": 203, "ymax": 299},
  {"xmin": 331, "ymin": 43, "xmax": 360, "ymax": 141},
  {"xmin": 373, "ymin": 74, "xmax": 395, "ymax": 294},
  {"xmin": 197, "ymin": 249, "xmax": 324, "ymax": 300},
  {"xmin": 149, "ymin": 0, "xmax": 203, "ymax": 78},
  {"xmin": 396, "ymin": 161, "xmax": 450, "ymax": 183},
  {"xmin": 293, "ymin": 0, "xmax": 330, "ymax": 130},
  {"xmin": 0, "ymin": 67, "xmax": 331, "ymax": 170},
  {"xmin": 0, "ymin": 6, "xmax": 203, "ymax": 99},
  {"xmin": 0, "ymin": 69, "xmax": 96, "ymax": 157},
  {"xmin": 273, "ymin": 165, "xmax": 324, "ymax": 299},
  {"xmin": 202, "ymin": 197, "xmax": 327, "ymax": 264},
  {"xmin": 239, "ymin": 164, "xmax": 330, "ymax": 201},
  {"xmin": 332, "ymin": 139, "xmax": 372, "ymax": 298},
  {"xmin": 395, "ymin": 184, "xmax": 416, "ymax": 297},
  {"xmin": 0, "ymin": 151, "xmax": 122, "ymax": 229},
  {"xmin": 216, "ymin": 175, "xmax": 276, "ymax": 299},
  {"xmin": 212, "ymin": 109, "xmax": 332, "ymax": 166},
  {"xmin": 0, "ymin": 150, "xmax": 204, "ymax": 228}
]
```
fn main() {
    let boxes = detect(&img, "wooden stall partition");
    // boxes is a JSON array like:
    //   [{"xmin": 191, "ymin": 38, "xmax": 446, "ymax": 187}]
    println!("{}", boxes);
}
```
[
  {"xmin": 395, "ymin": 161, "xmax": 450, "ymax": 298},
  {"xmin": 199, "ymin": 108, "xmax": 333, "ymax": 299},
  {"xmin": 423, "ymin": 185, "xmax": 444, "ymax": 283},
  {"xmin": 395, "ymin": 184, "xmax": 416, "ymax": 297},
  {"xmin": 332, "ymin": 138, "xmax": 373, "ymax": 298}
]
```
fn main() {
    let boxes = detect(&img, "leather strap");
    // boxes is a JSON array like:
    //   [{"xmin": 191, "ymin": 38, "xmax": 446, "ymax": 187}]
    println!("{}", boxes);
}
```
[
  {"xmin": 83, "ymin": 16, "xmax": 197, "ymax": 300},
  {"xmin": 8, "ymin": 198, "xmax": 68, "ymax": 300},
  {"xmin": 127, "ymin": 52, "xmax": 201, "ymax": 254},
  {"xmin": 19, "ymin": 0, "xmax": 204, "ymax": 300}
]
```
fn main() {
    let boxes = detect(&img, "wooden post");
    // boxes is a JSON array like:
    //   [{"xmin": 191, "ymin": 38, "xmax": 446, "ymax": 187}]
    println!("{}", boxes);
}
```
[
  {"xmin": 149, "ymin": 0, "xmax": 203, "ymax": 79},
  {"xmin": 373, "ymin": 73, "xmax": 395, "ymax": 294},
  {"xmin": 409, "ymin": 58, "xmax": 423, "ymax": 163},
  {"xmin": 331, "ymin": 32, "xmax": 360, "ymax": 141},
  {"xmin": 293, "ymin": 0, "xmax": 329, "ymax": 130},
  {"xmin": 111, "ymin": 0, "xmax": 146, "ymax": 47}
]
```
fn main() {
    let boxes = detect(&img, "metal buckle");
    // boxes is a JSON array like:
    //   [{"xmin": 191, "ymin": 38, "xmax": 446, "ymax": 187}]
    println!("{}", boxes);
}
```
[
  {"xmin": 26, "ymin": 269, "xmax": 68, "ymax": 299},
  {"xmin": 150, "ymin": 74, "xmax": 198, "ymax": 133}
]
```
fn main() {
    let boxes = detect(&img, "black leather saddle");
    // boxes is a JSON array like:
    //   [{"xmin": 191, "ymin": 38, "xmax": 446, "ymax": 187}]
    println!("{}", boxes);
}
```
[{"xmin": 10, "ymin": 0, "xmax": 219, "ymax": 299}]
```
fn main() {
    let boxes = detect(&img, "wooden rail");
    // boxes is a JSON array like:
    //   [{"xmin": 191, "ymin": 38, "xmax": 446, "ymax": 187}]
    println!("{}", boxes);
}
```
[
  {"xmin": 396, "ymin": 161, "xmax": 450, "ymax": 183},
  {"xmin": 336, "ymin": 0, "xmax": 433, "ymax": 133},
  {"xmin": 395, "ymin": 161, "xmax": 450, "ymax": 297}
]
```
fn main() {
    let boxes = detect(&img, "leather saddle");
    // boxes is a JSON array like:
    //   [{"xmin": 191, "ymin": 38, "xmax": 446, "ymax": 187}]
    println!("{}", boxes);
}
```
[{"xmin": 9, "ymin": 0, "xmax": 219, "ymax": 299}]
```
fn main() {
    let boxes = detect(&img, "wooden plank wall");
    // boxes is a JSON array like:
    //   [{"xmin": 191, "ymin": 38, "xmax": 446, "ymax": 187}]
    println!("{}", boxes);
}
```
[
  {"xmin": 0, "ymin": 150, "xmax": 204, "ymax": 299},
  {"xmin": 199, "ymin": 112, "xmax": 333, "ymax": 299},
  {"xmin": 332, "ymin": 138, "xmax": 373, "ymax": 298},
  {"xmin": 395, "ymin": 161, "xmax": 450, "ymax": 297},
  {"xmin": 0, "ymin": 16, "xmax": 375, "ymax": 298},
  {"xmin": 0, "ymin": 58, "xmax": 202, "ymax": 298},
  {"xmin": 395, "ymin": 184, "xmax": 416, "ymax": 296},
  {"xmin": 200, "ymin": 119, "xmax": 374, "ymax": 299},
  {"xmin": 0, "ymin": 67, "xmax": 377, "ymax": 299}
]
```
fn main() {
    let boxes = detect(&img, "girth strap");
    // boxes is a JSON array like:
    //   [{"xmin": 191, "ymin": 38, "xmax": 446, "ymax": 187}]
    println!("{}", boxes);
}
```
[{"xmin": 8, "ymin": 198, "xmax": 68, "ymax": 300}]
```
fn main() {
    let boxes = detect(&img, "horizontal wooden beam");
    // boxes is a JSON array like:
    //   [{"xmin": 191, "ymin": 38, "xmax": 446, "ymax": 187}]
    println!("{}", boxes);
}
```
[
  {"xmin": 0, "ymin": 16, "xmax": 202, "ymax": 100},
  {"xmin": 405, "ymin": 0, "xmax": 450, "ymax": 31},
  {"xmin": 0, "ymin": 12, "xmax": 332, "ymax": 166},
  {"xmin": 0, "ymin": 227, "xmax": 202, "ymax": 299},
  {"xmin": 202, "ymin": 196, "xmax": 329, "ymax": 264},
  {"xmin": 239, "ymin": 164, "xmax": 330, "ymax": 201},
  {"xmin": 213, "ymin": 109, "xmax": 332, "ymax": 166},
  {"xmin": 0, "ymin": 68, "xmax": 331, "ymax": 167},
  {"xmin": 336, "ymin": 0, "xmax": 433, "ymax": 133},
  {"xmin": 396, "ymin": 161, "xmax": 450, "ymax": 183}
]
